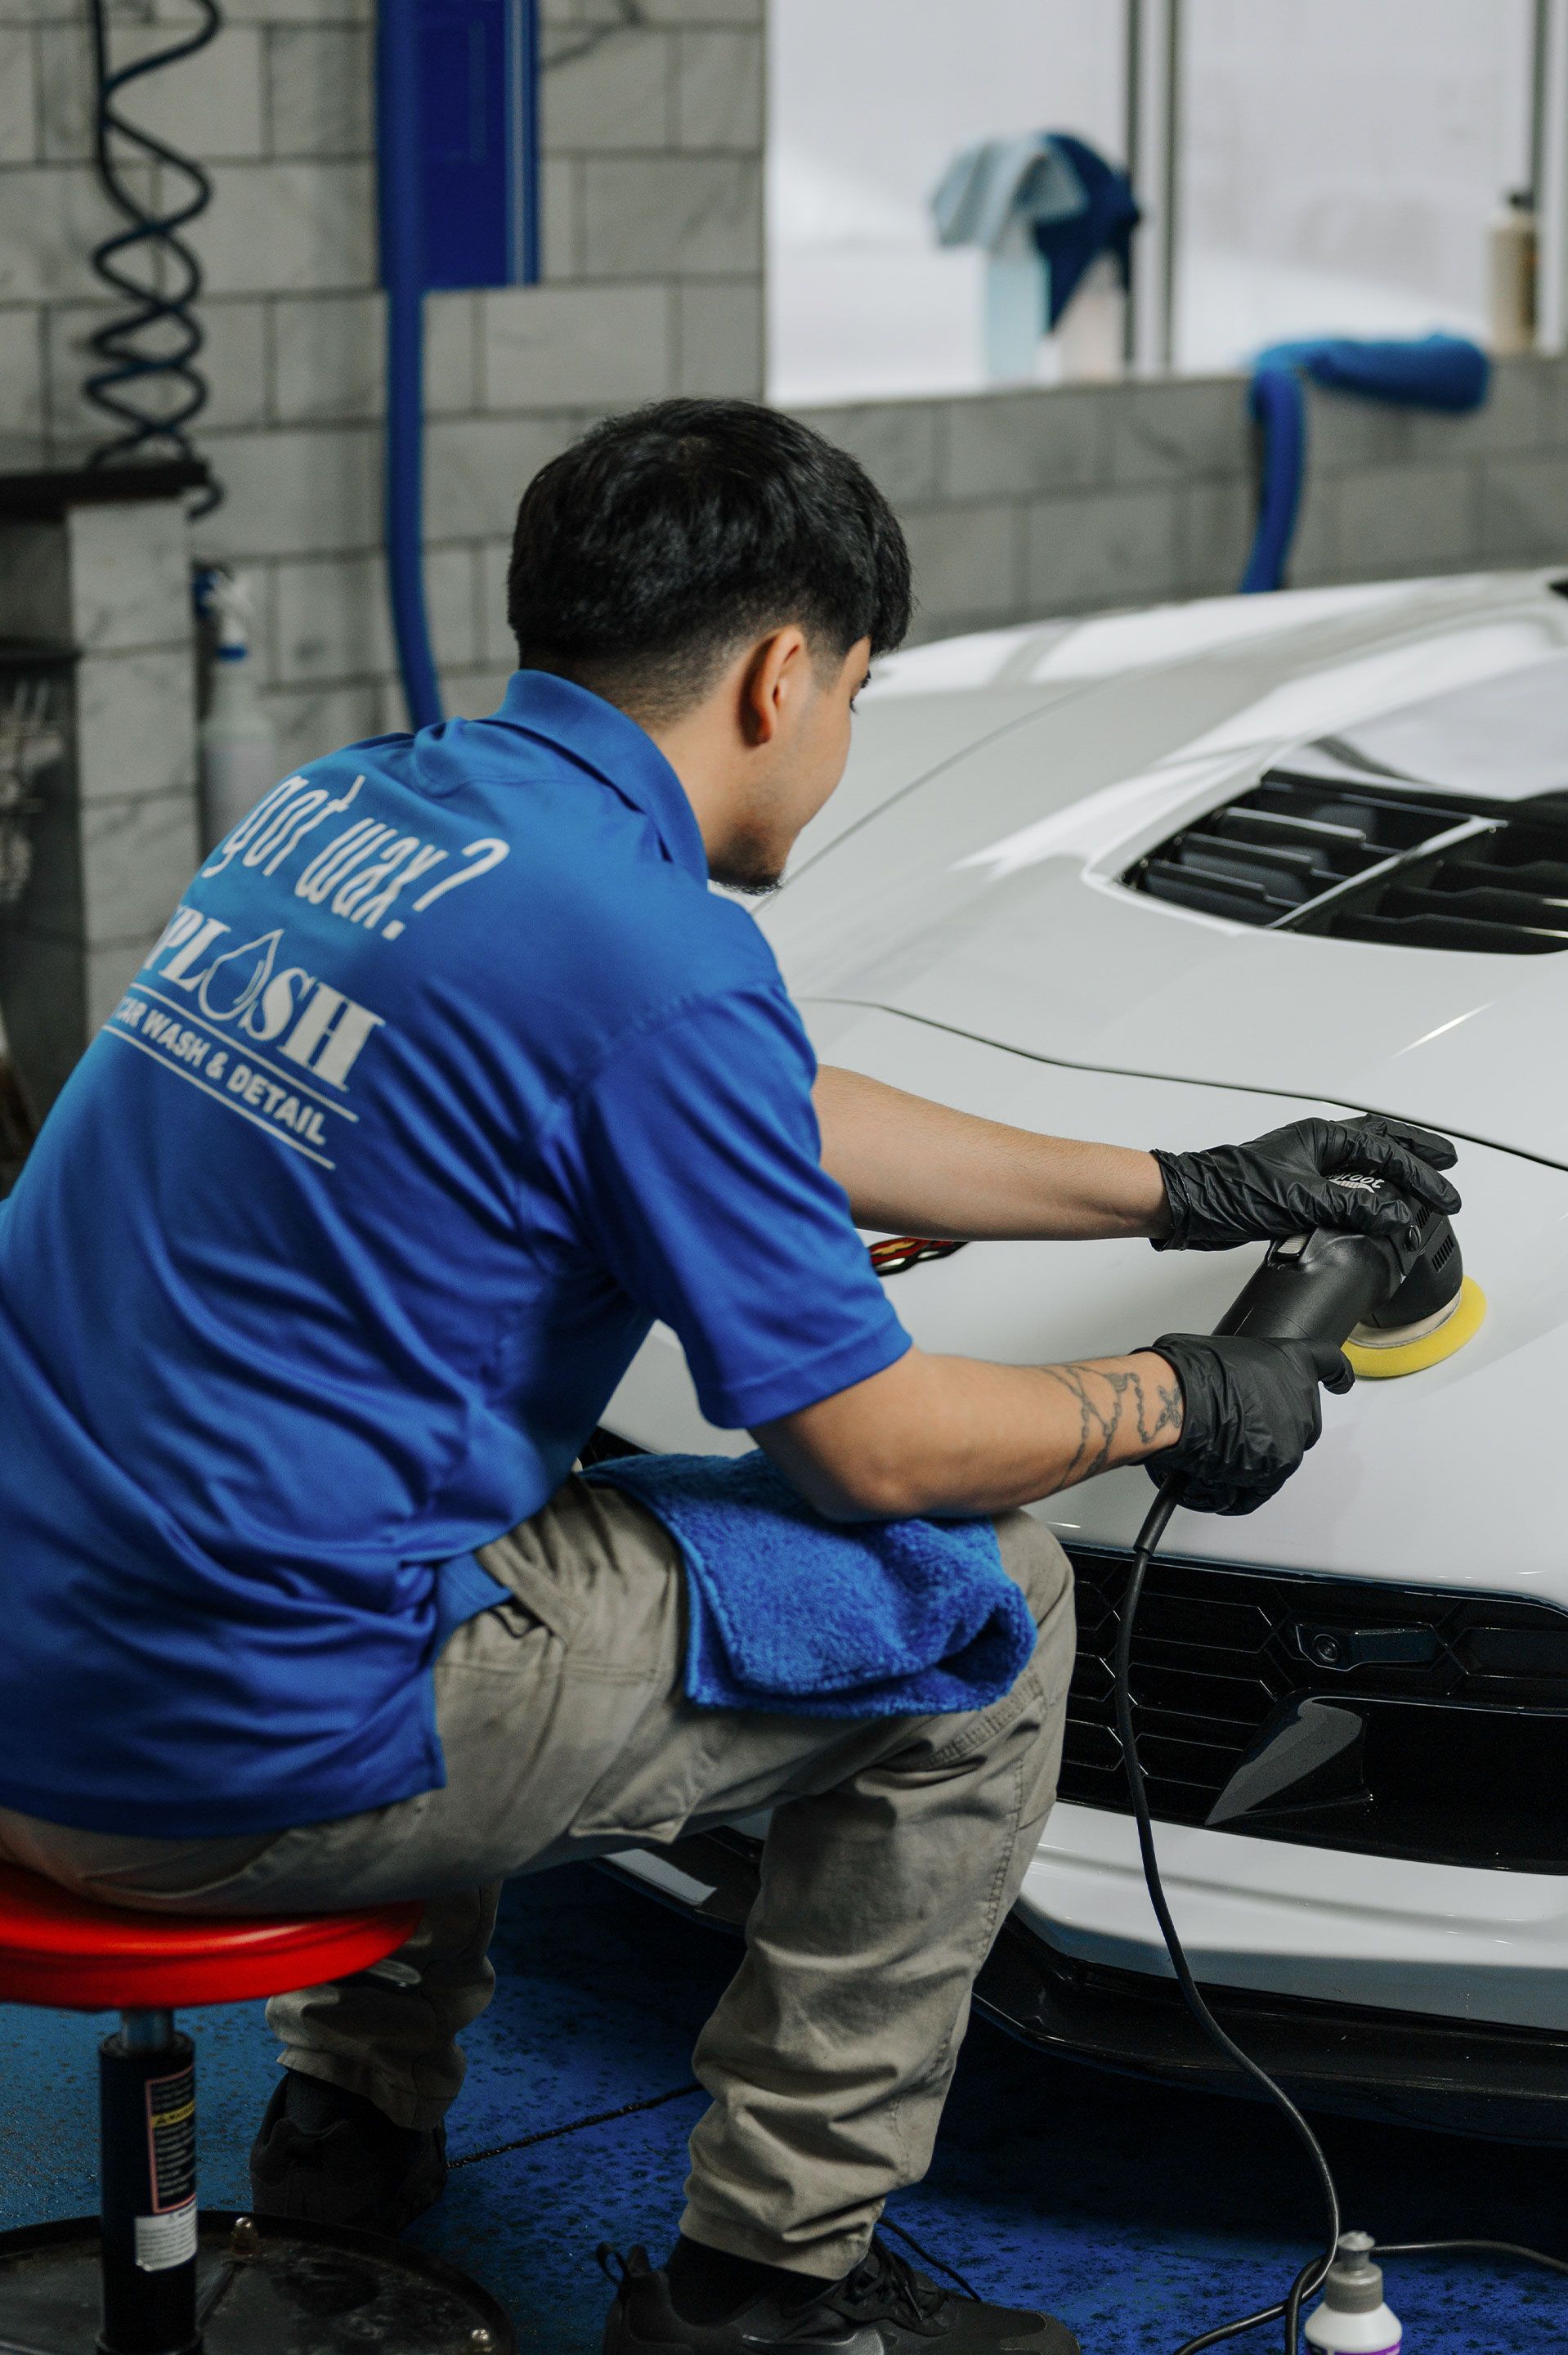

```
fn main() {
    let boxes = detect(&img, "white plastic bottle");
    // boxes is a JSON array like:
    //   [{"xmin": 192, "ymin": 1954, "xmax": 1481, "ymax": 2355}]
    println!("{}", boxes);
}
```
[
  {"xmin": 1305, "ymin": 2232, "xmax": 1402, "ymax": 2353},
  {"xmin": 1488, "ymin": 188, "xmax": 1538, "ymax": 357},
  {"xmin": 196, "ymin": 568, "xmax": 280, "ymax": 851}
]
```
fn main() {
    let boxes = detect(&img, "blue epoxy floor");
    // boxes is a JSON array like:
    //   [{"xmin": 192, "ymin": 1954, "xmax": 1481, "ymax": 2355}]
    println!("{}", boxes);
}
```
[{"xmin": 5, "ymin": 1865, "xmax": 1568, "ymax": 2352}]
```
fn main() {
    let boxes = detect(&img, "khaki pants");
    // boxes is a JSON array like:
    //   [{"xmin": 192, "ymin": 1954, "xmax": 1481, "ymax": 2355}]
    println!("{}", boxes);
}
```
[{"xmin": 0, "ymin": 1477, "xmax": 1074, "ymax": 2280}]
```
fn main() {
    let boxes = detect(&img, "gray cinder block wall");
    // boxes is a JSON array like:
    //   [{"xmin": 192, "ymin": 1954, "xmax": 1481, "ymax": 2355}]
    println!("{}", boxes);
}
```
[
  {"xmin": 0, "ymin": 0, "xmax": 766, "ymax": 774},
  {"xmin": 804, "ymin": 360, "xmax": 1568, "ymax": 645},
  {"xmin": 3, "ymin": 0, "xmax": 1568, "ymax": 760}
]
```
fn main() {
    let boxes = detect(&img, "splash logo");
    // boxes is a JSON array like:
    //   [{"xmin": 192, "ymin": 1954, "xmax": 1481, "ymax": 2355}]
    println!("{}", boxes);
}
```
[
  {"xmin": 140, "ymin": 906, "xmax": 385, "ymax": 1090},
  {"xmin": 102, "ymin": 904, "xmax": 389, "ymax": 1171}
]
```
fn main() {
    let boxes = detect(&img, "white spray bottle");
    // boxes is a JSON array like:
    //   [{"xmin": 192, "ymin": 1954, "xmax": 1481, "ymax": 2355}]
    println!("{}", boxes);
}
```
[
  {"xmin": 1305, "ymin": 2232, "xmax": 1402, "ymax": 2353},
  {"xmin": 195, "ymin": 567, "xmax": 280, "ymax": 851}
]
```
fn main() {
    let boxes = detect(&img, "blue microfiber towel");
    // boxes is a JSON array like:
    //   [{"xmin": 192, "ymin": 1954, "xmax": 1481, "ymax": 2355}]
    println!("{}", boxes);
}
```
[
  {"xmin": 1030, "ymin": 133, "xmax": 1140, "ymax": 329},
  {"xmin": 1241, "ymin": 333, "xmax": 1490, "ymax": 593},
  {"xmin": 931, "ymin": 132, "xmax": 1139, "ymax": 333},
  {"xmin": 582, "ymin": 1449, "xmax": 1036, "ymax": 1719}
]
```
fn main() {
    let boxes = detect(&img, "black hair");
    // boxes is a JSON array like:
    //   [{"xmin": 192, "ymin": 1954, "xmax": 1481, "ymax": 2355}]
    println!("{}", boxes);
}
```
[{"xmin": 505, "ymin": 398, "xmax": 912, "ymax": 720}]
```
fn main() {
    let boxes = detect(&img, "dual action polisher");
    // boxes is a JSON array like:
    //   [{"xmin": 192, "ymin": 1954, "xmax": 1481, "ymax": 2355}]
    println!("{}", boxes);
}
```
[
  {"xmin": 1216, "ymin": 1174, "xmax": 1484, "ymax": 1383},
  {"xmin": 1119, "ymin": 1169, "xmax": 1494, "ymax": 2353}
]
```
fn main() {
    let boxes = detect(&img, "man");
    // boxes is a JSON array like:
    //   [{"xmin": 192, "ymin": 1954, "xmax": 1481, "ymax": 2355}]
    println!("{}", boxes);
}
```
[{"xmin": 0, "ymin": 401, "xmax": 1458, "ymax": 2355}]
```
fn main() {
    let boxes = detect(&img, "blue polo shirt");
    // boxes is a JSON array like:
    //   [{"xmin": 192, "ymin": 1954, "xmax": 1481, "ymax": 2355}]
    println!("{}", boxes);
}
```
[{"xmin": 0, "ymin": 675, "xmax": 910, "ymax": 1836}]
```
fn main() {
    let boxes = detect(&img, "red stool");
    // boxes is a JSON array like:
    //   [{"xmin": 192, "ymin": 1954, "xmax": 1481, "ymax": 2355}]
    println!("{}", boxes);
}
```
[{"xmin": 0, "ymin": 1864, "xmax": 513, "ymax": 2353}]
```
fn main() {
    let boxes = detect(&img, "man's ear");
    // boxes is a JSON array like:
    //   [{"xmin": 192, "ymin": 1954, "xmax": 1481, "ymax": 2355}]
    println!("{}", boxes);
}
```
[{"xmin": 739, "ymin": 625, "xmax": 810, "ymax": 747}]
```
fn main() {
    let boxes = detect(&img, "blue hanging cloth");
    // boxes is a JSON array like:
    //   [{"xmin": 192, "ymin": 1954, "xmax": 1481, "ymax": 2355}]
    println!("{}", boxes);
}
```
[
  {"xmin": 1240, "ymin": 333, "xmax": 1491, "ymax": 594},
  {"xmin": 1029, "ymin": 132, "xmax": 1140, "ymax": 328},
  {"xmin": 931, "ymin": 130, "xmax": 1138, "ymax": 329}
]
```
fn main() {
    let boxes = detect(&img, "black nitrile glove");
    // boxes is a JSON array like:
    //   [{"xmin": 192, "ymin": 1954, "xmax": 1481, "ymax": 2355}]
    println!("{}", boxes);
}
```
[
  {"xmin": 1145, "ymin": 1330, "xmax": 1354, "ymax": 1516},
  {"xmin": 1151, "ymin": 1114, "xmax": 1460, "ymax": 1253}
]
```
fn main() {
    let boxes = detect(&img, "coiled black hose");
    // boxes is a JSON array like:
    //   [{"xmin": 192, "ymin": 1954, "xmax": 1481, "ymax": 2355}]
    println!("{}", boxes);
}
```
[{"xmin": 84, "ymin": 0, "xmax": 222, "ymax": 513}]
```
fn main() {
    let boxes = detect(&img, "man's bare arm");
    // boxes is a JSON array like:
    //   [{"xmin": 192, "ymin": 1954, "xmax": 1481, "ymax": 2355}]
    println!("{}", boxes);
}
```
[
  {"xmin": 813, "ymin": 1065, "xmax": 1171, "ymax": 1243},
  {"xmin": 755, "ymin": 1343, "xmax": 1183, "ymax": 1523}
]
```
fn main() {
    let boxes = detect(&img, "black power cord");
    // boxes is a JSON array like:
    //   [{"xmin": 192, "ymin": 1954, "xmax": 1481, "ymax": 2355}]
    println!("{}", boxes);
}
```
[
  {"xmin": 84, "ymin": 0, "xmax": 222, "ymax": 513},
  {"xmin": 1118, "ymin": 1482, "xmax": 1568, "ymax": 2350}
]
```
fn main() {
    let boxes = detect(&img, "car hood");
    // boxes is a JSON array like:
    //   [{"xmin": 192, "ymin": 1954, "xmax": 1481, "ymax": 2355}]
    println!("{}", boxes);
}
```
[
  {"xmin": 764, "ymin": 570, "xmax": 1568, "ymax": 1168},
  {"xmin": 604, "ymin": 1008, "xmax": 1568, "ymax": 1591}
]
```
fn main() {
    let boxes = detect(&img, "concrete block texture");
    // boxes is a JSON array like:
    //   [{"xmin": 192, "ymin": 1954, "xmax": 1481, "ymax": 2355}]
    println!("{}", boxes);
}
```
[
  {"xmin": 1298, "ymin": 381, "xmax": 1418, "ymax": 475},
  {"xmin": 195, "ymin": 0, "xmax": 370, "ymax": 20},
  {"xmin": 581, "ymin": 155, "xmax": 760, "ymax": 278},
  {"xmin": 271, "ymin": 550, "xmax": 392, "ymax": 684},
  {"xmin": 198, "ymin": 424, "xmax": 380, "ymax": 560},
  {"xmin": 674, "ymin": 277, "xmax": 761, "ymax": 396},
  {"xmin": 266, "ymin": 25, "xmax": 374, "ymax": 158},
  {"xmin": 185, "ymin": 161, "xmax": 374, "ymax": 296},
  {"xmin": 269, "ymin": 545, "xmax": 480, "ymax": 687},
  {"xmin": 262, "ymin": 679, "xmax": 381, "ymax": 778},
  {"xmin": 1176, "ymin": 478, "xmax": 1256, "ymax": 600},
  {"xmin": 1286, "ymin": 478, "xmax": 1339, "ymax": 587},
  {"xmin": 674, "ymin": 29, "xmax": 764, "ymax": 150},
  {"xmin": 66, "ymin": 500, "xmax": 192, "ymax": 656},
  {"xmin": 901, "ymin": 502, "xmax": 1022, "ymax": 627},
  {"xmin": 1521, "ymin": 354, "xmax": 1568, "ymax": 454},
  {"xmin": 0, "ymin": 28, "xmax": 37, "ymax": 164},
  {"xmin": 74, "ymin": 649, "xmax": 197, "ymax": 809},
  {"xmin": 943, "ymin": 388, "xmax": 1104, "ymax": 500},
  {"xmin": 796, "ymin": 401, "xmax": 942, "ymax": 505},
  {"xmin": 482, "ymin": 281, "xmax": 673, "ymax": 410},
  {"xmin": 640, "ymin": 0, "xmax": 764, "ymax": 20},
  {"xmin": 426, "ymin": 545, "xmax": 483, "ymax": 677},
  {"xmin": 1478, "ymin": 454, "xmax": 1568, "ymax": 566},
  {"xmin": 38, "ymin": 19, "xmax": 265, "ymax": 164},
  {"xmin": 1110, "ymin": 375, "xmax": 1245, "ymax": 485},
  {"xmin": 271, "ymin": 292, "xmax": 476, "ymax": 424},
  {"xmin": 540, "ymin": 155, "xmax": 581, "ymax": 280},
  {"xmin": 541, "ymin": 24, "xmax": 673, "ymax": 152},
  {"xmin": 441, "ymin": 664, "xmax": 518, "ymax": 722},
  {"xmin": 271, "ymin": 291, "xmax": 382, "ymax": 424},
  {"xmin": 80, "ymin": 790, "xmax": 201, "ymax": 948},
  {"xmin": 425, "ymin": 412, "xmax": 585, "ymax": 541},
  {"xmin": 1330, "ymin": 461, "xmax": 1481, "ymax": 578},
  {"xmin": 1025, "ymin": 486, "xmax": 1182, "ymax": 614},
  {"xmin": 0, "ymin": 307, "xmax": 43, "ymax": 464},
  {"xmin": 0, "ymin": 164, "xmax": 155, "ymax": 303}
]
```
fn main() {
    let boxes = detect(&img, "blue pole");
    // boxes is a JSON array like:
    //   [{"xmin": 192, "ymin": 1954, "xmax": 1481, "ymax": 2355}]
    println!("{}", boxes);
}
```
[
  {"xmin": 517, "ymin": 0, "xmax": 541, "ymax": 285},
  {"xmin": 376, "ymin": 4, "xmax": 444, "ymax": 732}
]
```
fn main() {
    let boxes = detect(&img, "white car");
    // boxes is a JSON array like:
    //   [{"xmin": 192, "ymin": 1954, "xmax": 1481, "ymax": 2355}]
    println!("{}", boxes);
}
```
[{"xmin": 598, "ymin": 565, "xmax": 1568, "ymax": 2143}]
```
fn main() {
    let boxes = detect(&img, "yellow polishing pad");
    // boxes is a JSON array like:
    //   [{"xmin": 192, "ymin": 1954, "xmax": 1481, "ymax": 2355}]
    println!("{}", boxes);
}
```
[{"xmin": 1343, "ymin": 1274, "xmax": 1487, "ymax": 1379}]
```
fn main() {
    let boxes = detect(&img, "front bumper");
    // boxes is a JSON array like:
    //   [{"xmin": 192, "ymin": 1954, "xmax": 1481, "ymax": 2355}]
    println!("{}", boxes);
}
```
[
  {"xmin": 982, "ymin": 1911, "xmax": 1568, "ymax": 2146},
  {"xmin": 1021, "ymin": 1801, "xmax": 1568, "ymax": 2033},
  {"xmin": 601, "ymin": 1806, "xmax": 1568, "ymax": 2146}
]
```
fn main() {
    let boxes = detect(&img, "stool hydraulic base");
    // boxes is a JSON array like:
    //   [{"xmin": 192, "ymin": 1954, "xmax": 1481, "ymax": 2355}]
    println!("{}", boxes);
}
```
[{"xmin": 0, "ymin": 2210, "xmax": 514, "ymax": 2355}]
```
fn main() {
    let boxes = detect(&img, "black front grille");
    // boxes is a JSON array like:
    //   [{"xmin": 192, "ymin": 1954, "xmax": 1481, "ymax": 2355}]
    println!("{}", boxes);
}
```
[
  {"xmin": 1125, "ymin": 769, "xmax": 1568, "ymax": 953},
  {"xmin": 1060, "ymin": 1544, "xmax": 1568, "ymax": 1872}
]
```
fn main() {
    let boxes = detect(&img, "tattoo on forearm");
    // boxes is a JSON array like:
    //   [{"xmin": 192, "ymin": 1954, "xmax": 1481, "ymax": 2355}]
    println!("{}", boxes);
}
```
[{"xmin": 1039, "ymin": 1360, "xmax": 1183, "ymax": 1482}]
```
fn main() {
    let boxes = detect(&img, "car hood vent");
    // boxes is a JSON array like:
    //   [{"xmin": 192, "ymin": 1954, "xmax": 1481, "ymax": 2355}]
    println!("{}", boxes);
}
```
[{"xmin": 1125, "ymin": 769, "xmax": 1568, "ymax": 953}]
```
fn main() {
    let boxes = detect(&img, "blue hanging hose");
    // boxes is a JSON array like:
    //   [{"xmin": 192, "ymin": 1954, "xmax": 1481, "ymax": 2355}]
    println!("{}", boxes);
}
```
[
  {"xmin": 1238, "ymin": 366, "xmax": 1308, "ymax": 595},
  {"xmin": 375, "ymin": 5, "xmax": 444, "ymax": 733},
  {"xmin": 1239, "ymin": 334, "xmax": 1490, "ymax": 594}
]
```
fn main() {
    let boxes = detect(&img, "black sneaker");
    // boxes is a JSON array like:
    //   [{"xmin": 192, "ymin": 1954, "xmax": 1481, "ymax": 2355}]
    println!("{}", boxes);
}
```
[
  {"xmin": 599, "ymin": 2238, "xmax": 1082, "ymax": 2352},
  {"xmin": 248, "ymin": 2070, "xmax": 447, "ymax": 2235}
]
